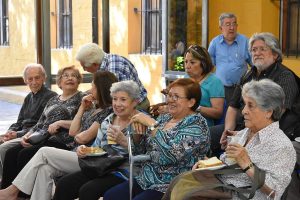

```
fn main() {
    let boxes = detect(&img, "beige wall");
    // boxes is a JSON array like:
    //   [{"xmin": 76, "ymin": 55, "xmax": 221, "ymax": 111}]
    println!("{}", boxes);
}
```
[
  {"xmin": 0, "ymin": 0, "xmax": 36, "ymax": 76},
  {"xmin": 208, "ymin": 0, "xmax": 280, "ymax": 40},
  {"xmin": 51, "ymin": 0, "xmax": 94, "ymax": 74},
  {"xmin": 1, "ymin": 0, "xmax": 299, "ymax": 103}
]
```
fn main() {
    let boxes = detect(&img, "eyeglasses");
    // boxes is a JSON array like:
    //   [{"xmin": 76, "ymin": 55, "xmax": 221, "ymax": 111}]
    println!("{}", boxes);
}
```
[
  {"xmin": 167, "ymin": 94, "xmax": 188, "ymax": 101},
  {"xmin": 250, "ymin": 46, "xmax": 270, "ymax": 54},
  {"xmin": 222, "ymin": 22, "xmax": 237, "ymax": 27},
  {"xmin": 61, "ymin": 73, "xmax": 78, "ymax": 79}
]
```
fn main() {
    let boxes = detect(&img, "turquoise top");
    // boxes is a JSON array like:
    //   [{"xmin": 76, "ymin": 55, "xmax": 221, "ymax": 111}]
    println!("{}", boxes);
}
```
[{"xmin": 200, "ymin": 73, "xmax": 225, "ymax": 126}]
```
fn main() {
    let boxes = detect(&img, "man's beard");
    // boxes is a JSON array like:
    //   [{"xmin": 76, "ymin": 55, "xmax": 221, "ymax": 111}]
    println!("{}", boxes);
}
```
[{"xmin": 253, "ymin": 59, "xmax": 274, "ymax": 72}]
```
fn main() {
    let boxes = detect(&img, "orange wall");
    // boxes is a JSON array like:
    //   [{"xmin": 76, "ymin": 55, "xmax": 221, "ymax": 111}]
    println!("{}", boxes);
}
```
[{"xmin": 208, "ymin": 0, "xmax": 280, "ymax": 41}]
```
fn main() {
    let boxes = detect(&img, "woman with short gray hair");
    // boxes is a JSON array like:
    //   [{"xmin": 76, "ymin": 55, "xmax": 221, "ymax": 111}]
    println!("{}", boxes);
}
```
[
  {"xmin": 242, "ymin": 79, "xmax": 285, "ymax": 121},
  {"xmin": 165, "ymin": 79, "xmax": 296, "ymax": 200},
  {"xmin": 218, "ymin": 79, "xmax": 295, "ymax": 199},
  {"xmin": 110, "ymin": 80, "xmax": 140, "ymax": 101}
]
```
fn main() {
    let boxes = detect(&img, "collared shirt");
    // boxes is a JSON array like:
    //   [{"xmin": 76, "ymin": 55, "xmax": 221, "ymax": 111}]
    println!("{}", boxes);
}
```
[
  {"xmin": 8, "ymin": 85, "xmax": 57, "ymax": 137},
  {"xmin": 208, "ymin": 33, "xmax": 251, "ymax": 86},
  {"xmin": 136, "ymin": 113, "xmax": 210, "ymax": 193},
  {"xmin": 219, "ymin": 122, "xmax": 296, "ymax": 200},
  {"xmin": 99, "ymin": 54, "xmax": 147, "ymax": 103}
]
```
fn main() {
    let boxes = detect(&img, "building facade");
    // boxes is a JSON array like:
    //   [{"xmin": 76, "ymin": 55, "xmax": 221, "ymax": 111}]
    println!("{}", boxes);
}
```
[{"xmin": 0, "ymin": 0, "xmax": 299, "ymax": 104}]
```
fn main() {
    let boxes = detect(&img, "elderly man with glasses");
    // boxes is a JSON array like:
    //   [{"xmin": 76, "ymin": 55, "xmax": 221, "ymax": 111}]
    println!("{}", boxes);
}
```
[
  {"xmin": 208, "ymin": 13, "xmax": 252, "ymax": 104},
  {"xmin": 210, "ymin": 32, "xmax": 300, "ymax": 156}
]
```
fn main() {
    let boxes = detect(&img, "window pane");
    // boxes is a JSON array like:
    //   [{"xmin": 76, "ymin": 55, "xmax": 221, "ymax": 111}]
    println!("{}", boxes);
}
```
[
  {"xmin": 92, "ymin": 0, "xmax": 98, "ymax": 44},
  {"xmin": 57, "ymin": 0, "xmax": 72, "ymax": 48},
  {"xmin": 143, "ymin": 0, "xmax": 162, "ymax": 54},
  {"xmin": 167, "ymin": 0, "xmax": 202, "ymax": 71},
  {"xmin": 0, "ymin": 0, "xmax": 9, "ymax": 46},
  {"xmin": 282, "ymin": 0, "xmax": 300, "ymax": 57}
]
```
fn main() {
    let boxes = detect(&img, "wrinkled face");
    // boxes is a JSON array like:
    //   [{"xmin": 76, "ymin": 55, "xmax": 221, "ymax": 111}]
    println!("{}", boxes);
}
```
[
  {"xmin": 25, "ymin": 68, "xmax": 45, "ymax": 94},
  {"xmin": 166, "ymin": 86, "xmax": 194, "ymax": 118},
  {"xmin": 80, "ymin": 62, "xmax": 98, "ymax": 73},
  {"xmin": 112, "ymin": 91, "xmax": 137, "ymax": 118},
  {"xmin": 184, "ymin": 52, "xmax": 203, "ymax": 79},
  {"xmin": 242, "ymin": 95, "xmax": 272, "ymax": 132},
  {"xmin": 59, "ymin": 69, "xmax": 80, "ymax": 91},
  {"xmin": 251, "ymin": 40, "xmax": 278, "ymax": 71},
  {"xmin": 220, "ymin": 17, "xmax": 238, "ymax": 42}
]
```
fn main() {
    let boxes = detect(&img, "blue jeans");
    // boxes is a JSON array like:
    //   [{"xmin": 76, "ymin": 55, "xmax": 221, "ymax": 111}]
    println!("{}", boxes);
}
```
[{"xmin": 104, "ymin": 179, "xmax": 164, "ymax": 200}]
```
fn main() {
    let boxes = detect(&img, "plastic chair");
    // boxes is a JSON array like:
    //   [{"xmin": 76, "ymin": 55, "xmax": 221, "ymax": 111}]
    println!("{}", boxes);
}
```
[{"xmin": 127, "ymin": 134, "xmax": 150, "ymax": 200}]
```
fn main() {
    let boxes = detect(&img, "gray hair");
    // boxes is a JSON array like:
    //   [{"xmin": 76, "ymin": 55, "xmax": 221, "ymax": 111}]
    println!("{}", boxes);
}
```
[
  {"xmin": 23, "ymin": 63, "xmax": 47, "ymax": 80},
  {"xmin": 110, "ymin": 80, "xmax": 140, "ymax": 100},
  {"xmin": 249, "ymin": 32, "xmax": 282, "ymax": 62},
  {"xmin": 242, "ymin": 79, "xmax": 285, "ymax": 121},
  {"xmin": 219, "ymin": 13, "xmax": 237, "ymax": 26},
  {"xmin": 75, "ymin": 43, "xmax": 105, "ymax": 67}
]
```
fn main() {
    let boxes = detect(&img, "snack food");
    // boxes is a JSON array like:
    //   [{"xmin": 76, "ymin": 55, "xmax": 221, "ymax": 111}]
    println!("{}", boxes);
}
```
[
  {"xmin": 83, "ymin": 147, "xmax": 104, "ymax": 154},
  {"xmin": 198, "ymin": 157, "xmax": 223, "ymax": 168}
]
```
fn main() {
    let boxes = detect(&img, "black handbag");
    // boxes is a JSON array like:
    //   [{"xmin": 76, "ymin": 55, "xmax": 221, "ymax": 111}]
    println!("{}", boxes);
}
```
[{"xmin": 78, "ymin": 145, "xmax": 127, "ymax": 178}]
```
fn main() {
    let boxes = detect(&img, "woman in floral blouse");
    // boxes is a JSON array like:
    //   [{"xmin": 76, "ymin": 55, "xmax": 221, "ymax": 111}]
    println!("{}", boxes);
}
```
[{"xmin": 104, "ymin": 78, "xmax": 210, "ymax": 200}]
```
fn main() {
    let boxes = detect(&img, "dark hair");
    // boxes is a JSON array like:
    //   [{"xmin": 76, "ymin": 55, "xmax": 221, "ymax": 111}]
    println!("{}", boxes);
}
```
[
  {"xmin": 93, "ymin": 71, "xmax": 118, "ymax": 109},
  {"xmin": 184, "ymin": 45, "xmax": 214, "ymax": 75},
  {"xmin": 168, "ymin": 78, "xmax": 201, "ymax": 111}
]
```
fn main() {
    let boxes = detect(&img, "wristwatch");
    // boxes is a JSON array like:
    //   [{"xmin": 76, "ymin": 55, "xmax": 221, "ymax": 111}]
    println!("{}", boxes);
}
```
[
  {"xmin": 242, "ymin": 162, "xmax": 254, "ymax": 172},
  {"xmin": 148, "ymin": 121, "xmax": 159, "ymax": 131}
]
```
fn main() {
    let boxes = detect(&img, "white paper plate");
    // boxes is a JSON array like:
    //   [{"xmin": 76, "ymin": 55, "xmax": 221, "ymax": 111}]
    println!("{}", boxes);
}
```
[
  {"xmin": 295, "ymin": 137, "xmax": 300, "ymax": 143},
  {"xmin": 195, "ymin": 164, "xmax": 227, "ymax": 171},
  {"xmin": 86, "ymin": 151, "xmax": 107, "ymax": 157}
]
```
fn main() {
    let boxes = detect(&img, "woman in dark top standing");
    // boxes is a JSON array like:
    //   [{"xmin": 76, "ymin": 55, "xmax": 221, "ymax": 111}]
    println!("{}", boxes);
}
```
[{"xmin": 1, "ymin": 65, "xmax": 84, "ymax": 190}]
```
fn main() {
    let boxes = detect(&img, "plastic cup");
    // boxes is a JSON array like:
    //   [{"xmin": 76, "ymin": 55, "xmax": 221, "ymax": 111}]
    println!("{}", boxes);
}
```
[
  {"xmin": 225, "ymin": 135, "xmax": 242, "ymax": 165},
  {"xmin": 107, "ymin": 125, "xmax": 120, "ymax": 145}
]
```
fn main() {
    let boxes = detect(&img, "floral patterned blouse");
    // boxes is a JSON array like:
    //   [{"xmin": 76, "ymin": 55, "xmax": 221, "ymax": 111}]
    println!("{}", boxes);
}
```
[
  {"xmin": 136, "ymin": 112, "xmax": 210, "ymax": 193},
  {"xmin": 30, "ymin": 92, "xmax": 84, "ymax": 148},
  {"xmin": 219, "ymin": 122, "xmax": 296, "ymax": 200}
]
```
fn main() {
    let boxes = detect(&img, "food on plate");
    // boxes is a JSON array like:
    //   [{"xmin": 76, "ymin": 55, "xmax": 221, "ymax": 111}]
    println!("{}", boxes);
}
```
[
  {"xmin": 198, "ymin": 156, "xmax": 223, "ymax": 168},
  {"xmin": 83, "ymin": 147, "xmax": 104, "ymax": 154}
]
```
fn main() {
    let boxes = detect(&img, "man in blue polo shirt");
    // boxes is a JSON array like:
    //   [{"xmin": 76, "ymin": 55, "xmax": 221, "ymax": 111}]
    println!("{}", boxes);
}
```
[{"xmin": 208, "ymin": 13, "xmax": 251, "ymax": 104}]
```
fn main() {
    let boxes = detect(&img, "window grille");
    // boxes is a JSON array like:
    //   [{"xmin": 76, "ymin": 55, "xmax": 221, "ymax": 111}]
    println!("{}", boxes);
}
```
[
  {"xmin": 57, "ymin": 0, "xmax": 72, "ymax": 48},
  {"xmin": 0, "ymin": 0, "xmax": 8, "ymax": 46},
  {"xmin": 282, "ymin": 0, "xmax": 300, "ymax": 57},
  {"xmin": 136, "ymin": 0, "xmax": 162, "ymax": 54},
  {"xmin": 92, "ymin": 0, "xmax": 99, "ymax": 44}
]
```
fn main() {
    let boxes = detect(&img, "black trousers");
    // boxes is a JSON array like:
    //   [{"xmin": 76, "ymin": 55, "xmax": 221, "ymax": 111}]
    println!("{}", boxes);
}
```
[
  {"xmin": 1, "ymin": 139, "xmax": 70, "ymax": 190},
  {"xmin": 53, "ymin": 171, "xmax": 125, "ymax": 200}
]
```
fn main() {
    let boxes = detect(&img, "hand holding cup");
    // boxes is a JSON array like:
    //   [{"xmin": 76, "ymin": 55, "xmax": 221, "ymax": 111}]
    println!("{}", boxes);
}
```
[{"xmin": 107, "ymin": 125, "xmax": 120, "ymax": 145}]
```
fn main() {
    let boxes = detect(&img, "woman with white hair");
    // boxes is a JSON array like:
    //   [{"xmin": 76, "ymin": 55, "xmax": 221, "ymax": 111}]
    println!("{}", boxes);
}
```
[
  {"xmin": 0, "ymin": 80, "xmax": 142, "ymax": 200},
  {"xmin": 164, "ymin": 79, "xmax": 296, "ymax": 200}
]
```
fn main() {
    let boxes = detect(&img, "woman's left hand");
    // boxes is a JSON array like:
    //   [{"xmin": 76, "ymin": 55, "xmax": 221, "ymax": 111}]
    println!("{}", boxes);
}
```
[
  {"xmin": 48, "ymin": 121, "xmax": 61, "ymax": 135},
  {"xmin": 130, "ymin": 113, "xmax": 156, "ymax": 127},
  {"xmin": 225, "ymin": 143, "xmax": 251, "ymax": 169},
  {"xmin": 107, "ymin": 125, "xmax": 127, "ymax": 146}
]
